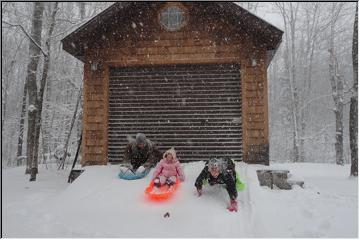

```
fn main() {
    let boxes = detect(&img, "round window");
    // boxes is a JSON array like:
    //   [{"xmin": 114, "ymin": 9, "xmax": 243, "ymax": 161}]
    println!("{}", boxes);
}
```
[{"xmin": 159, "ymin": 5, "xmax": 186, "ymax": 31}]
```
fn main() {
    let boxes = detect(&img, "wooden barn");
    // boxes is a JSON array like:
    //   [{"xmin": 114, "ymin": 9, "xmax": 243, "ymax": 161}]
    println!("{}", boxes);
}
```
[{"xmin": 61, "ymin": 2, "xmax": 283, "ymax": 166}]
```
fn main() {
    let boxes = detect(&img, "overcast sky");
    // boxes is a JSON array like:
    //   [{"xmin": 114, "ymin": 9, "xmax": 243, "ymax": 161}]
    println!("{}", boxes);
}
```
[{"xmin": 257, "ymin": 3, "xmax": 283, "ymax": 29}]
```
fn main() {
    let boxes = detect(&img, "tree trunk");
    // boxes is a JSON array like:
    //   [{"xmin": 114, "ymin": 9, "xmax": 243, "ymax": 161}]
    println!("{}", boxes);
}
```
[
  {"xmin": 299, "ymin": 4, "xmax": 319, "ymax": 163},
  {"xmin": 18, "ymin": 82, "xmax": 28, "ymax": 167},
  {"xmin": 350, "ymin": 4, "xmax": 358, "ymax": 176},
  {"xmin": 328, "ymin": 3, "xmax": 345, "ymax": 166},
  {"xmin": 41, "ymin": 53, "xmax": 52, "ymax": 164},
  {"xmin": 287, "ymin": 3, "xmax": 301, "ymax": 162},
  {"xmin": 25, "ymin": 2, "xmax": 45, "ymax": 180},
  {"xmin": 77, "ymin": 2, "xmax": 86, "ymax": 19},
  {"xmin": 31, "ymin": 2, "xmax": 59, "ymax": 180},
  {"xmin": 31, "ymin": 2, "xmax": 59, "ymax": 177},
  {"xmin": 41, "ymin": 78, "xmax": 51, "ymax": 158}
]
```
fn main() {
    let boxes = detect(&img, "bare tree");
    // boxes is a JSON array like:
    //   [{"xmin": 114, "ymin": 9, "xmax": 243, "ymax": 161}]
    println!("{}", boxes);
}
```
[
  {"xmin": 328, "ymin": 2, "xmax": 346, "ymax": 166},
  {"xmin": 298, "ymin": 3, "xmax": 321, "ymax": 162},
  {"xmin": 2, "ymin": 2, "xmax": 112, "ymax": 168},
  {"xmin": 275, "ymin": 2, "xmax": 302, "ymax": 162},
  {"xmin": 30, "ymin": 2, "xmax": 59, "ymax": 179},
  {"xmin": 270, "ymin": 2, "xmax": 354, "ymax": 164},
  {"xmin": 17, "ymin": 74, "xmax": 28, "ymax": 165},
  {"xmin": 2, "ymin": 5, "xmax": 30, "ymax": 166},
  {"xmin": 77, "ymin": 2, "xmax": 86, "ymax": 19},
  {"xmin": 2, "ymin": 35, "xmax": 27, "ymax": 165},
  {"xmin": 25, "ymin": 2, "xmax": 45, "ymax": 179},
  {"xmin": 2, "ymin": 37, "xmax": 25, "ymax": 134},
  {"xmin": 350, "ymin": 4, "xmax": 358, "ymax": 176}
]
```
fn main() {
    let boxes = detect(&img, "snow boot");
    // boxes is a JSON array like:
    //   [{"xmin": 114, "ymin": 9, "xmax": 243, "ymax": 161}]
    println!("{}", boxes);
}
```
[
  {"xmin": 154, "ymin": 179, "xmax": 161, "ymax": 188},
  {"xmin": 135, "ymin": 166, "xmax": 145, "ymax": 174},
  {"xmin": 166, "ymin": 178, "xmax": 175, "ymax": 187}
]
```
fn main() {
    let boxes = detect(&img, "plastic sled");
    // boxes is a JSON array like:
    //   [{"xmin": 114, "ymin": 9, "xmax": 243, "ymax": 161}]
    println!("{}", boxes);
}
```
[
  {"xmin": 118, "ymin": 168, "xmax": 150, "ymax": 180},
  {"xmin": 201, "ymin": 171, "xmax": 245, "ymax": 191},
  {"xmin": 145, "ymin": 180, "xmax": 180, "ymax": 201}
]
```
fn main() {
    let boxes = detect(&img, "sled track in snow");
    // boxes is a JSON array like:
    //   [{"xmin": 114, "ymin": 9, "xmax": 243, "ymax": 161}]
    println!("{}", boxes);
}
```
[
  {"xmin": 237, "ymin": 163, "xmax": 255, "ymax": 237},
  {"xmin": 240, "ymin": 163, "xmax": 271, "ymax": 237}
]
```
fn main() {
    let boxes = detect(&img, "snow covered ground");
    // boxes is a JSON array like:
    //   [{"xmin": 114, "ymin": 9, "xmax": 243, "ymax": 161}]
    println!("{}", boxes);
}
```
[{"xmin": 2, "ymin": 162, "xmax": 358, "ymax": 237}]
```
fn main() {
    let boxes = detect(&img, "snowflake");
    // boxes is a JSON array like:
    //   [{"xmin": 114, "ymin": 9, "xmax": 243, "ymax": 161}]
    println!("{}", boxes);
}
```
[{"xmin": 28, "ymin": 105, "xmax": 37, "ymax": 112}]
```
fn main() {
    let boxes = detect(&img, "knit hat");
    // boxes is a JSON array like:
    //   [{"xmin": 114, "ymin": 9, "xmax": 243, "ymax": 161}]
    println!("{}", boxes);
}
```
[
  {"xmin": 163, "ymin": 147, "xmax": 177, "ymax": 160},
  {"xmin": 136, "ymin": 133, "xmax": 147, "ymax": 145}
]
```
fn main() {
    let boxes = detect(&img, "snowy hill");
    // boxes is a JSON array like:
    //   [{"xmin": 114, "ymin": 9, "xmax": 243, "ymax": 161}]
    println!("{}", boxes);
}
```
[{"xmin": 2, "ymin": 162, "xmax": 358, "ymax": 237}]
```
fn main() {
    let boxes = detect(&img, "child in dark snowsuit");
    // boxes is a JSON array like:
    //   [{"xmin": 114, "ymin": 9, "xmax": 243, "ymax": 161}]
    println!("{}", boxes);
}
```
[{"xmin": 194, "ymin": 157, "xmax": 238, "ymax": 212}]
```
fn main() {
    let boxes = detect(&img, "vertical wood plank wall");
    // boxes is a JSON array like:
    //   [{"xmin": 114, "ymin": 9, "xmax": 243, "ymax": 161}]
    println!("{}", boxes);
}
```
[
  {"xmin": 81, "ymin": 62, "xmax": 108, "ymax": 165},
  {"xmin": 241, "ymin": 50, "xmax": 269, "ymax": 165}
]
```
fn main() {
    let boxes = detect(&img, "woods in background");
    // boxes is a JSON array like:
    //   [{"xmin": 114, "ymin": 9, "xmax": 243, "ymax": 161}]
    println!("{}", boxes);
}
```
[
  {"xmin": 264, "ymin": 3, "xmax": 357, "ymax": 166},
  {"xmin": 2, "ymin": 2, "xmax": 112, "ymax": 180},
  {"xmin": 1, "ymin": 2, "xmax": 358, "ymax": 180}
]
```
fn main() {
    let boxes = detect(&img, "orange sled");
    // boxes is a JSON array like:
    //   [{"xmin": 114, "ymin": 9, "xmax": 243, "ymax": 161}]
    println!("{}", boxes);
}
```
[{"xmin": 145, "ymin": 180, "xmax": 180, "ymax": 201}]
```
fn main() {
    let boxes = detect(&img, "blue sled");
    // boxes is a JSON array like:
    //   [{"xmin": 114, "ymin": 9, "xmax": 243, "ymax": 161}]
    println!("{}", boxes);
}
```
[{"xmin": 118, "ymin": 168, "xmax": 150, "ymax": 180}]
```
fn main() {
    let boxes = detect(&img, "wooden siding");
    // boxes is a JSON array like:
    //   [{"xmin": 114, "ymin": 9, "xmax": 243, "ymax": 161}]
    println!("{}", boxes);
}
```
[
  {"xmin": 241, "ymin": 50, "xmax": 269, "ymax": 165},
  {"xmin": 81, "ymin": 2, "xmax": 270, "ymax": 166},
  {"xmin": 81, "ymin": 62, "xmax": 108, "ymax": 165}
]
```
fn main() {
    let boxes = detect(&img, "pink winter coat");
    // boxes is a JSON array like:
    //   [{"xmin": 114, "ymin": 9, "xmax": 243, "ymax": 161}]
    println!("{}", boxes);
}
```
[{"xmin": 152, "ymin": 158, "xmax": 185, "ymax": 182}]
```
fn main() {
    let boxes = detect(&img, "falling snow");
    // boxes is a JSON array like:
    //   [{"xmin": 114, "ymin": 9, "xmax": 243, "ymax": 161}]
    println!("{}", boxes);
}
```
[
  {"xmin": 28, "ymin": 105, "xmax": 37, "ymax": 112},
  {"xmin": 131, "ymin": 22, "xmax": 137, "ymax": 29}
]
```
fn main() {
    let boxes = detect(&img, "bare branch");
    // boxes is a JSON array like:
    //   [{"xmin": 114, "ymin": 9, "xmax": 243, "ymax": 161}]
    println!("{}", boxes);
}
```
[
  {"xmin": 2, "ymin": 20, "xmax": 48, "ymax": 57},
  {"xmin": 300, "ymin": 124, "xmax": 334, "ymax": 141},
  {"xmin": 298, "ymin": 94, "xmax": 333, "ymax": 112}
]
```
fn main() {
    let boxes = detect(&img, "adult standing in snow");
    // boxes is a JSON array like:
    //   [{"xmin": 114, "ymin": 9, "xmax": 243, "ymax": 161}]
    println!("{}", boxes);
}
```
[
  {"xmin": 194, "ymin": 157, "xmax": 238, "ymax": 212},
  {"xmin": 121, "ymin": 133, "xmax": 162, "ymax": 173}
]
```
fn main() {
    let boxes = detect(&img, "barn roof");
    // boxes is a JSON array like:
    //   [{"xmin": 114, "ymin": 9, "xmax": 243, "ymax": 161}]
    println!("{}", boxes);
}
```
[{"xmin": 62, "ymin": 2, "xmax": 283, "ymax": 62}]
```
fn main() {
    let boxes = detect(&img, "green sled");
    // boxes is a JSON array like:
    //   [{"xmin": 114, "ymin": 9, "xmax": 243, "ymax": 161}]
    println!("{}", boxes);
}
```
[
  {"xmin": 202, "ymin": 171, "xmax": 246, "ymax": 191},
  {"xmin": 236, "ymin": 171, "xmax": 246, "ymax": 191}
]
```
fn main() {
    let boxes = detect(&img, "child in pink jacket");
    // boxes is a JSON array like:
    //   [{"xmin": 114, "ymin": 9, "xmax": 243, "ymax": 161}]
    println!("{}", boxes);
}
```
[{"xmin": 152, "ymin": 147, "xmax": 185, "ymax": 187}]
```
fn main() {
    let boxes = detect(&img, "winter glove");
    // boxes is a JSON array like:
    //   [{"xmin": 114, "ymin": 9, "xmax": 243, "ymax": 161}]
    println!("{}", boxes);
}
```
[
  {"xmin": 196, "ymin": 188, "xmax": 202, "ymax": 197},
  {"xmin": 135, "ymin": 165, "xmax": 145, "ymax": 174},
  {"xmin": 227, "ymin": 199, "xmax": 238, "ymax": 212}
]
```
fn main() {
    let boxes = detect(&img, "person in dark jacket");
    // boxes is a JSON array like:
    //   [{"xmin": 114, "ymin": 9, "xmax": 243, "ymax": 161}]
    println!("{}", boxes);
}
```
[
  {"xmin": 195, "ymin": 157, "xmax": 238, "ymax": 212},
  {"xmin": 121, "ymin": 133, "xmax": 162, "ymax": 173}
]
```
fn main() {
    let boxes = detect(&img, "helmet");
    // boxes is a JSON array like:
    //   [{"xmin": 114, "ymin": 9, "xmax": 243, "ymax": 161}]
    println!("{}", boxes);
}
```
[{"xmin": 208, "ymin": 158, "xmax": 222, "ymax": 172}]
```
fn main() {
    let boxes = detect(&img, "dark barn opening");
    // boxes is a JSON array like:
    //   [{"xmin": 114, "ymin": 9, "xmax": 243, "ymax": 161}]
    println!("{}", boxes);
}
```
[{"xmin": 108, "ymin": 64, "xmax": 242, "ymax": 163}]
